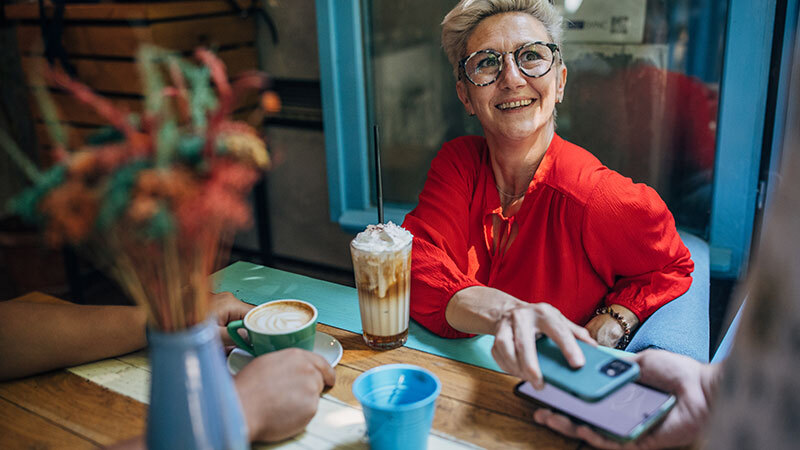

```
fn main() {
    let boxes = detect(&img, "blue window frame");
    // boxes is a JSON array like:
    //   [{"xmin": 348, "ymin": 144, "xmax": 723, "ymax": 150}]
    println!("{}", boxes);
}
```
[
  {"xmin": 315, "ymin": 0, "xmax": 407, "ymax": 231},
  {"xmin": 316, "ymin": 0, "xmax": 789, "ymax": 278},
  {"xmin": 706, "ymin": 0, "xmax": 777, "ymax": 278}
]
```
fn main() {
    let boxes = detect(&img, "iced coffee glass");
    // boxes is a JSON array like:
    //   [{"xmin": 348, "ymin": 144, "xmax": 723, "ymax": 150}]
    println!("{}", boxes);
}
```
[{"xmin": 350, "ymin": 222, "xmax": 413, "ymax": 350}]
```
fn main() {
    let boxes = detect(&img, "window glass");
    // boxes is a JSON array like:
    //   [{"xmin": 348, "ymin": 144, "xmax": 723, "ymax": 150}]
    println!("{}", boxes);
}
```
[
  {"xmin": 366, "ymin": 0, "xmax": 728, "ymax": 236},
  {"xmin": 366, "ymin": 0, "xmax": 481, "ymax": 206}
]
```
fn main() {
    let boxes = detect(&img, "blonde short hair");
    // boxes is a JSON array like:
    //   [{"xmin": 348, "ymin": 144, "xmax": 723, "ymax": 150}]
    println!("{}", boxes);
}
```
[{"xmin": 442, "ymin": 0, "xmax": 564, "ymax": 79}]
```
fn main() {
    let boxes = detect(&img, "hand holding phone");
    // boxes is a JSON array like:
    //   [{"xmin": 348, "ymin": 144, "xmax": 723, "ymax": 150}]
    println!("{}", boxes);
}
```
[
  {"xmin": 515, "ymin": 380, "xmax": 676, "ymax": 443},
  {"xmin": 530, "ymin": 349, "xmax": 714, "ymax": 449}
]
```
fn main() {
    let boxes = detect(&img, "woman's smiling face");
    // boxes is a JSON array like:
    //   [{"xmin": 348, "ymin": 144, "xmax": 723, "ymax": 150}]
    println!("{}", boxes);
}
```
[{"xmin": 456, "ymin": 12, "xmax": 567, "ymax": 143}]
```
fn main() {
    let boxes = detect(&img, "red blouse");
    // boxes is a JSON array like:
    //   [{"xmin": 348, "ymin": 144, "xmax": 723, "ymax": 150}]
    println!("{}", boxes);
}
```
[{"xmin": 402, "ymin": 134, "xmax": 694, "ymax": 338}]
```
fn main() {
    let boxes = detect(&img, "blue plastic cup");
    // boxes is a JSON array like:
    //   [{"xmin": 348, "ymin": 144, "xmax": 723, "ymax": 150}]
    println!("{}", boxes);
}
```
[{"xmin": 352, "ymin": 364, "xmax": 442, "ymax": 450}]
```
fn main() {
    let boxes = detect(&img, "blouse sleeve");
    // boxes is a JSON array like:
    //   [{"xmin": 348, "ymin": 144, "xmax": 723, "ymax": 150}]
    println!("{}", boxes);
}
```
[
  {"xmin": 581, "ymin": 171, "xmax": 694, "ymax": 321},
  {"xmin": 402, "ymin": 139, "xmax": 485, "ymax": 338}
]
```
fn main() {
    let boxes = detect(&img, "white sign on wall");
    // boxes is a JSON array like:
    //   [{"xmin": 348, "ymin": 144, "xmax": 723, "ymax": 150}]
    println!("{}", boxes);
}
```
[{"xmin": 556, "ymin": 0, "xmax": 647, "ymax": 44}]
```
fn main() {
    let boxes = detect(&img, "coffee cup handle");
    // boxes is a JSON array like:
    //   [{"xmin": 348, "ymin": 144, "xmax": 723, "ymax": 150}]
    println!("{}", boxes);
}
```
[{"xmin": 227, "ymin": 320, "xmax": 256, "ymax": 356}]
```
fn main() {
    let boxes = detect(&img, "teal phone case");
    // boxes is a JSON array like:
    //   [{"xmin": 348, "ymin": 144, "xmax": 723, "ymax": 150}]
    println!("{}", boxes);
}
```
[{"xmin": 537, "ymin": 336, "xmax": 640, "ymax": 401}]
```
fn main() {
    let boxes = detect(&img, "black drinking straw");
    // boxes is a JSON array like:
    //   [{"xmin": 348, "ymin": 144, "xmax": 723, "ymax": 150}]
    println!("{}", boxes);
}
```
[{"xmin": 373, "ymin": 124, "xmax": 384, "ymax": 224}]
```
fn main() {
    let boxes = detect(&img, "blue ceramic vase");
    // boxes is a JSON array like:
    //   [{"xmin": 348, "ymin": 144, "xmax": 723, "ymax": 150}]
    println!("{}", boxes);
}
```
[{"xmin": 147, "ymin": 319, "xmax": 249, "ymax": 450}]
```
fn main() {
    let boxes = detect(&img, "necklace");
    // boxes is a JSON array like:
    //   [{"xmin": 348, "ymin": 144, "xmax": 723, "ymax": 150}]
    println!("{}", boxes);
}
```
[{"xmin": 495, "ymin": 183, "xmax": 527, "ymax": 200}]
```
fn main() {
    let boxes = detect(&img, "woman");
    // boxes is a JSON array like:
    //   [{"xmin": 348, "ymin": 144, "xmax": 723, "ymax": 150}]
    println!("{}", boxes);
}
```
[{"xmin": 403, "ymin": 0, "xmax": 694, "ymax": 388}]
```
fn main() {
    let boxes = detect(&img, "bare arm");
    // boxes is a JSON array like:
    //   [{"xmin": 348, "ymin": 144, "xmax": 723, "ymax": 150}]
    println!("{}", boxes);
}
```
[
  {"xmin": 0, "ymin": 301, "xmax": 147, "ymax": 381},
  {"xmin": 445, "ymin": 285, "xmax": 522, "ymax": 335},
  {"xmin": 446, "ymin": 286, "xmax": 595, "ymax": 389},
  {"xmin": 0, "ymin": 292, "xmax": 252, "ymax": 381}
]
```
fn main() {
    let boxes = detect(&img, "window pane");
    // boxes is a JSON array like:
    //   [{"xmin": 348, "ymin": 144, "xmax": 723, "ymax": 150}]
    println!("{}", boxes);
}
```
[
  {"xmin": 366, "ymin": 0, "xmax": 482, "ymax": 206},
  {"xmin": 556, "ymin": 0, "xmax": 728, "ymax": 236},
  {"xmin": 366, "ymin": 0, "xmax": 728, "ymax": 237}
]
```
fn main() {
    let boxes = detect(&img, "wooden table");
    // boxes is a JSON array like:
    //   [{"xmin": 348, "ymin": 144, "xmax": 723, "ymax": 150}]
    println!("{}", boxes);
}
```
[{"xmin": 0, "ymin": 292, "xmax": 585, "ymax": 449}]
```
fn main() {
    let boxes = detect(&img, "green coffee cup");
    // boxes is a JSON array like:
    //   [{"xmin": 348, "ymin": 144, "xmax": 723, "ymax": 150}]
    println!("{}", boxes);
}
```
[{"xmin": 227, "ymin": 299, "xmax": 318, "ymax": 356}]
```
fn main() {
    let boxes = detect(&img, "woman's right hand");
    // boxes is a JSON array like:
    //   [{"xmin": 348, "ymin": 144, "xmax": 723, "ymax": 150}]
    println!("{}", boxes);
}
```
[
  {"xmin": 491, "ymin": 302, "xmax": 596, "ymax": 389},
  {"xmin": 446, "ymin": 286, "xmax": 596, "ymax": 389}
]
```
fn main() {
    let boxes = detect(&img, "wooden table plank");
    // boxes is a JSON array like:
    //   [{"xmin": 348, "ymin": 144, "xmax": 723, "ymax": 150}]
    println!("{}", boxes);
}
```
[
  {"xmin": 319, "ymin": 324, "xmax": 562, "ymax": 424},
  {"xmin": 319, "ymin": 324, "xmax": 581, "ymax": 450},
  {"xmin": 327, "ymin": 364, "xmax": 578, "ymax": 450},
  {"xmin": 0, "ymin": 397, "xmax": 99, "ymax": 449},
  {"xmin": 0, "ymin": 371, "xmax": 146, "ymax": 446}
]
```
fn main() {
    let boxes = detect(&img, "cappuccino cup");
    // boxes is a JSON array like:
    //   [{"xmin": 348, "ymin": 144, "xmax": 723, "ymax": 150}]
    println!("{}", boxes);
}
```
[{"xmin": 227, "ymin": 299, "xmax": 318, "ymax": 356}]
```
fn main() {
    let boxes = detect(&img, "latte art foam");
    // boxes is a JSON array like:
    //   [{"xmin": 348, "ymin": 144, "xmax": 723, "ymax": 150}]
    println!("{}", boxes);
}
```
[{"xmin": 247, "ymin": 302, "xmax": 314, "ymax": 333}]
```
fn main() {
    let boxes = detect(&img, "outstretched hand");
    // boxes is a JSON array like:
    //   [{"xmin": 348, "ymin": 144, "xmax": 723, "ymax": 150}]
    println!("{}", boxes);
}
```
[
  {"xmin": 532, "ymin": 349, "xmax": 717, "ymax": 449},
  {"xmin": 492, "ymin": 302, "xmax": 596, "ymax": 389}
]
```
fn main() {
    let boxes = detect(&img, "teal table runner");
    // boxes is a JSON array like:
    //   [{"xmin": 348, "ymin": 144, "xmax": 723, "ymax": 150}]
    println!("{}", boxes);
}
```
[{"xmin": 212, "ymin": 261, "xmax": 630, "ymax": 373}]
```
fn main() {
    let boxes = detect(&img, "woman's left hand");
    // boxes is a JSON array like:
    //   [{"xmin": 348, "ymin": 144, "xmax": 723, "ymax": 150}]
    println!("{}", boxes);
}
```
[{"xmin": 584, "ymin": 305, "xmax": 639, "ymax": 348}]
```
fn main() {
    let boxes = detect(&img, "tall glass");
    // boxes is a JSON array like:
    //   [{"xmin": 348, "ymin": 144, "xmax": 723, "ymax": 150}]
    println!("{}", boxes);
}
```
[{"xmin": 350, "ymin": 224, "xmax": 412, "ymax": 350}]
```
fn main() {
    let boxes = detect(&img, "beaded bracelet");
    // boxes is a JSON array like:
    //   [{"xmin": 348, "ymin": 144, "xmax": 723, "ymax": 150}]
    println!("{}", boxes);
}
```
[{"xmin": 594, "ymin": 306, "xmax": 632, "ymax": 349}]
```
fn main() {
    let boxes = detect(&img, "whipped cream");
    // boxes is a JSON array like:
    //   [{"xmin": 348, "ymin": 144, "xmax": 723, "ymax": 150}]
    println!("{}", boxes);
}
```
[{"xmin": 350, "ymin": 221, "xmax": 413, "ymax": 252}]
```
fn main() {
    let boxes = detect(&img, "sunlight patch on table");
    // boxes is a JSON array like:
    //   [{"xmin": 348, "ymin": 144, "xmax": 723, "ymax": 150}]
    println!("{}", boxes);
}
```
[
  {"xmin": 68, "ymin": 358, "xmax": 150, "ymax": 404},
  {"xmin": 254, "ymin": 395, "xmax": 482, "ymax": 450}
]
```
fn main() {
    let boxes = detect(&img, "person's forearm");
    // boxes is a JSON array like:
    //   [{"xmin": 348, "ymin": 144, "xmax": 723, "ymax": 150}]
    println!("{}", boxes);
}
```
[
  {"xmin": 0, "ymin": 302, "xmax": 147, "ymax": 381},
  {"xmin": 445, "ymin": 286, "xmax": 526, "ymax": 335}
]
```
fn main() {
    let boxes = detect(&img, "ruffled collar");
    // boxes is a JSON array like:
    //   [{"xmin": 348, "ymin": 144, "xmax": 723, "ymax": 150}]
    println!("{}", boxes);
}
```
[{"xmin": 483, "ymin": 133, "xmax": 562, "ymax": 220}]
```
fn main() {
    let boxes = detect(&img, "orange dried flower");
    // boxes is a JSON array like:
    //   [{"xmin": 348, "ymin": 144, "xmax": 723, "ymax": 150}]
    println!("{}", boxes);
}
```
[
  {"xmin": 261, "ymin": 91, "xmax": 281, "ymax": 114},
  {"xmin": 216, "ymin": 121, "xmax": 270, "ymax": 169},
  {"xmin": 160, "ymin": 167, "xmax": 199, "ymax": 204},
  {"xmin": 39, "ymin": 180, "xmax": 99, "ymax": 246},
  {"xmin": 136, "ymin": 169, "xmax": 164, "ymax": 195},
  {"xmin": 128, "ymin": 196, "xmax": 159, "ymax": 223},
  {"xmin": 69, "ymin": 151, "xmax": 98, "ymax": 177}
]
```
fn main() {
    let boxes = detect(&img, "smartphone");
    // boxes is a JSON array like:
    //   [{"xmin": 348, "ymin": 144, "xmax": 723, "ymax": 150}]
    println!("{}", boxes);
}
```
[
  {"xmin": 536, "ymin": 336, "xmax": 639, "ymax": 401},
  {"xmin": 514, "ymin": 380, "xmax": 676, "ymax": 442}
]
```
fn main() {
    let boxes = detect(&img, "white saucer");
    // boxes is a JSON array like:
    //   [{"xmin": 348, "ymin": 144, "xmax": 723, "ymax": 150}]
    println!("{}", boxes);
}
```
[{"xmin": 227, "ymin": 332, "xmax": 343, "ymax": 375}]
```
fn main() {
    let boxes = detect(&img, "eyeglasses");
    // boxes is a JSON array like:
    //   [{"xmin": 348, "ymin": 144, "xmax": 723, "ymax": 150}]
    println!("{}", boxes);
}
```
[{"xmin": 459, "ymin": 41, "xmax": 560, "ymax": 87}]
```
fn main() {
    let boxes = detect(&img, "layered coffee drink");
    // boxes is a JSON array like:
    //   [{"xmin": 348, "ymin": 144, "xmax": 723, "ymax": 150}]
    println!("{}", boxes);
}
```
[
  {"xmin": 350, "ymin": 222, "xmax": 413, "ymax": 350},
  {"xmin": 246, "ymin": 300, "xmax": 315, "ymax": 334}
]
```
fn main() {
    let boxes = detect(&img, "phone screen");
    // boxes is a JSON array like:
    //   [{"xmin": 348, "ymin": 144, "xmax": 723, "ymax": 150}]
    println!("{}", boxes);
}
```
[{"xmin": 517, "ymin": 380, "xmax": 674, "ymax": 438}]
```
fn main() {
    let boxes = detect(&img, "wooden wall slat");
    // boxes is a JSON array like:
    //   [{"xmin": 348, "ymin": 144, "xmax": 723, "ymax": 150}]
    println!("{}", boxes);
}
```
[
  {"xmin": 16, "ymin": 15, "xmax": 255, "ymax": 58},
  {"xmin": 21, "ymin": 46, "xmax": 259, "ymax": 95},
  {"xmin": 34, "ymin": 105, "xmax": 258, "ymax": 151},
  {"xmin": 16, "ymin": 25, "xmax": 154, "ymax": 57},
  {"xmin": 28, "ymin": 91, "xmax": 259, "ymax": 126},
  {"xmin": 148, "ymin": 15, "xmax": 255, "ymax": 54},
  {"xmin": 35, "ymin": 122, "xmax": 97, "ymax": 150},
  {"xmin": 31, "ymin": 92, "xmax": 142, "ymax": 126},
  {"xmin": 5, "ymin": 1, "xmax": 251, "ymax": 21}
]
